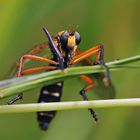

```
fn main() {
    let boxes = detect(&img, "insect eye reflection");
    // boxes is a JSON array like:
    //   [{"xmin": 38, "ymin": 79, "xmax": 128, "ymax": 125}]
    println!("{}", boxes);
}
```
[
  {"xmin": 75, "ymin": 32, "xmax": 81, "ymax": 45},
  {"xmin": 60, "ymin": 31, "xmax": 69, "ymax": 45}
]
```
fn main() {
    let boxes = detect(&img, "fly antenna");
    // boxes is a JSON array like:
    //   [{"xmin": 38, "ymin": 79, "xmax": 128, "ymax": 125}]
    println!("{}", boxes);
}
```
[{"xmin": 68, "ymin": 25, "xmax": 79, "ymax": 33}]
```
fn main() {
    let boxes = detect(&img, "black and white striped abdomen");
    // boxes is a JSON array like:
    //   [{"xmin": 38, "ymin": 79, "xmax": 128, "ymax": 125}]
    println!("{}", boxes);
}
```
[{"xmin": 37, "ymin": 81, "xmax": 63, "ymax": 130}]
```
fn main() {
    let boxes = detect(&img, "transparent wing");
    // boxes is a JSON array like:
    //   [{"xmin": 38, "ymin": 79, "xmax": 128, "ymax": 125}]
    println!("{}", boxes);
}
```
[
  {"xmin": 27, "ymin": 41, "xmax": 49, "ymax": 55},
  {"xmin": 93, "ymin": 73, "xmax": 116, "ymax": 99},
  {"xmin": 2, "ymin": 41, "xmax": 52, "ymax": 79}
]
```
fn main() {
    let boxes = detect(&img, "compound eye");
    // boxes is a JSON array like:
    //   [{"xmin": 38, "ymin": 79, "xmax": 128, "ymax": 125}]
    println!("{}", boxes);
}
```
[
  {"xmin": 75, "ymin": 32, "xmax": 81, "ymax": 45},
  {"xmin": 60, "ymin": 31, "xmax": 69, "ymax": 45}
]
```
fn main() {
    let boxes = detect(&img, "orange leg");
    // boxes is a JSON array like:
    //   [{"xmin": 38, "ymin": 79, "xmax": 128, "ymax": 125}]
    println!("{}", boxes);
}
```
[
  {"xmin": 79, "ymin": 75, "xmax": 98, "ymax": 122},
  {"xmin": 17, "ymin": 54, "xmax": 58, "ymax": 77},
  {"xmin": 7, "ymin": 55, "xmax": 58, "ymax": 105},
  {"xmin": 21, "ymin": 66, "xmax": 57, "ymax": 75},
  {"xmin": 72, "ymin": 44, "xmax": 110, "ymax": 86},
  {"xmin": 80, "ymin": 75, "xmax": 94, "ymax": 91},
  {"xmin": 71, "ymin": 45, "xmax": 101, "ymax": 64},
  {"xmin": 28, "ymin": 39, "xmax": 58, "ymax": 55},
  {"xmin": 76, "ymin": 48, "xmax": 93, "ymax": 65},
  {"xmin": 3, "ymin": 43, "xmax": 49, "ymax": 80},
  {"xmin": 28, "ymin": 42, "xmax": 48, "ymax": 55}
]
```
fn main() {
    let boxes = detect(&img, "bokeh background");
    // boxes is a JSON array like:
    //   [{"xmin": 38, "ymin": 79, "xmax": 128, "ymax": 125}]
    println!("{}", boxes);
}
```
[{"xmin": 0, "ymin": 0, "xmax": 140, "ymax": 140}]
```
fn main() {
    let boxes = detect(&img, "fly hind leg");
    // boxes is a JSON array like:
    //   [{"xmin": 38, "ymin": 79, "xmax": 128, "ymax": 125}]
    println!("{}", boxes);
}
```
[{"xmin": 80, "ymin": 75, "xmax": 99, "ymax": 122}]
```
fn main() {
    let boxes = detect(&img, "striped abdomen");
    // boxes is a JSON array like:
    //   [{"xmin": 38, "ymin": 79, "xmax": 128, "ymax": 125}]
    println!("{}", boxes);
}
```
[{"xmin": 37, "ymin": 81, "xmax": 63, "ymax": 130}]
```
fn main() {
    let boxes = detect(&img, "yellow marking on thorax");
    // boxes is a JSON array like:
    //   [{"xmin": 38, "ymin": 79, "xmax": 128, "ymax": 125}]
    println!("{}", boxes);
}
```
[{"xmin": 56, "ymin": 31, "xmax": 65, "ymax": 37}]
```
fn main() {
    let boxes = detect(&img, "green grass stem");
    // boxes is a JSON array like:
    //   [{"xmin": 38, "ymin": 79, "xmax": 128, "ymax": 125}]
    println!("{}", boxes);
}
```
[
  {"xmin": 0, "ymin": 55, "xmax": 139, "ymax": 98},
  {"xmin": 0, "ymin": 98, "xmax": 140, "ymax": 114}
]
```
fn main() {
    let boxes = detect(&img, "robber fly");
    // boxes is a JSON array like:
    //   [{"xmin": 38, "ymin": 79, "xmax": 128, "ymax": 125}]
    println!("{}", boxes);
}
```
[{"xmin": 6, "ymin": 27, "xmax": 115, "ymax": 130}]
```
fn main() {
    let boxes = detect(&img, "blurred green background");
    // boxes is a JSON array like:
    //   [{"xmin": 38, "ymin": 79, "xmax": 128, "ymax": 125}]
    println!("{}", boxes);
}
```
[{"xmin": 0, "ymin": 0, "xmax": 140, "ymax": 140}]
